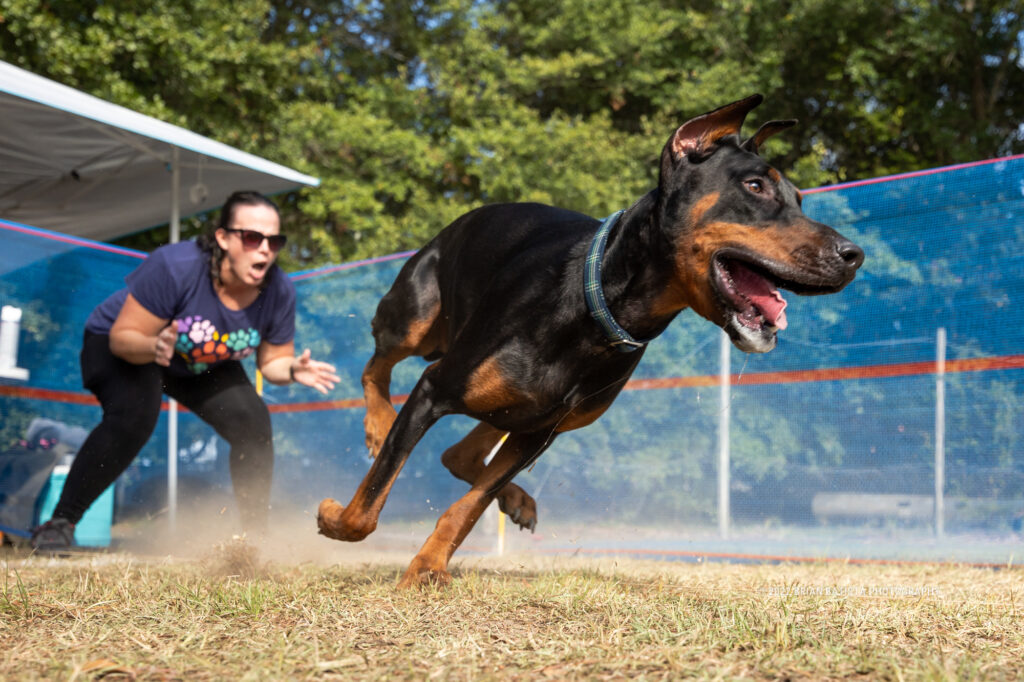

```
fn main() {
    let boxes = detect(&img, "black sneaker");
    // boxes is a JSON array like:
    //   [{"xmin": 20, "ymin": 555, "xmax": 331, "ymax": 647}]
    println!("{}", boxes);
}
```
[{"xmin": 31, "ymin": 518, "xmax": 76, "ymax": 552}]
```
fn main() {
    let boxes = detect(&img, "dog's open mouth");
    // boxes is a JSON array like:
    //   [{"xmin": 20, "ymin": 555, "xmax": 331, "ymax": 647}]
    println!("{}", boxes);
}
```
[
  {"xmin": 711, "ymin": 249, "xmax": 856, "ymax": 352},
  {"xmin": 714, "ymin": 256, "xmax": 788, "ymax": 332},
  {"xmin": 711, "ymin": 250, "xmax": 837, "ymax": 352}
]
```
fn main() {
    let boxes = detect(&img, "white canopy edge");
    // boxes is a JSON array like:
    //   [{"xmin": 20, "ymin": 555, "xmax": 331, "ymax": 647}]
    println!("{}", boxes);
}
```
[{"xmin": 0, "ymin": 60, "xmax": 319, "ymax": 188}]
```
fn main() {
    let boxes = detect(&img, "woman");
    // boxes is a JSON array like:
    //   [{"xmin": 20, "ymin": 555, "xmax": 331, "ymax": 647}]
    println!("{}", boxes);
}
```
[{"xmin": 32, "ymin": 191, "xmax": 339, "ymax": 550}]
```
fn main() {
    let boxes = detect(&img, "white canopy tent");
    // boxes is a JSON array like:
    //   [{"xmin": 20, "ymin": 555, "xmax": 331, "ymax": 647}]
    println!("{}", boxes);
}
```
[
  {"xmin": 0, "ymin": 60, "xmax": 319, "ymax": 241},
  {"xmin": 0, "ymin": 60, "xmax": 320, "ymax": 532}
]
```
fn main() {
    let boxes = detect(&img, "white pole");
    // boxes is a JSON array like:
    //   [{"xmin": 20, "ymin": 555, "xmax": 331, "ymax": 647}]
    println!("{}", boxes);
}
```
[
  {"xmin": 935, "ymin": 327, "xmax": 946, "ymax": 537},
  {"xmin": 167, "ymin": 148, "xmax": 181, "ymax": 531},
  {"xmin": 718, "ymin": 330, "xmax": 731, "ymax": 539},
  {"xmin": 0, "ymin": 306, "xmax": 30, "ymax": 380},
  {"xmin": 170, "ymin": 147, "xmax": 181, "ymax": 244},
  {"xmin": 485, "ymin": 433, "xmax": 509, "ymax": 556}
]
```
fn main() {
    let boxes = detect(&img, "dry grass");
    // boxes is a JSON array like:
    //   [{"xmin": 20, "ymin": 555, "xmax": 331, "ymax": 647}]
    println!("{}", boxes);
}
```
[{"xmin": 1, "ymin": 540, "xmax": 1021, "ymax": 681}]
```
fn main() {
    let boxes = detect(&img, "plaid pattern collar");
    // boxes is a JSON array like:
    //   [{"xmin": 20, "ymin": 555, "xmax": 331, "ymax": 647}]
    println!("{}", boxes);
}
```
[{"xmin": 583, "ymin": 210, "xmax": 648, "ymax": 352}]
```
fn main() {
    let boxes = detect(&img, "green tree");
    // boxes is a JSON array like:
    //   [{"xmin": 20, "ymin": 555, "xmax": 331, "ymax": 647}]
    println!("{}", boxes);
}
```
[
  {"xmin": 772, "ymin": 0, "xmax": 1024, "ymax": 181},
  {"xmin": 3, "ymin": 0, "xmax": 1020, "ymax": 263}
]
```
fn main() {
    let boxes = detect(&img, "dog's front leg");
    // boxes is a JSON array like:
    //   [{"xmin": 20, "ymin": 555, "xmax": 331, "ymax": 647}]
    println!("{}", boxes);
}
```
[
  {"xmin": 361, "ymin": 352, "xmax": 399, "ymax": 458},
  {"xmin": 398, "ymin": 429, "xmax": 551, "ymax": 589},
  {"xmin": 440, "ymin": 422, "xmax": 538, "ymax": 532},
  {"xmin": 319, "ymin": 367, "xmax": 446, "ymax": 541}
]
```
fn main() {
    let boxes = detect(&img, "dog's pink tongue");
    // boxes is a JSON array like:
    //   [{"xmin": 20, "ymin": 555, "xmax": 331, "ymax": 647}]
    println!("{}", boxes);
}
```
[{"xmin": 732, "ymin": 263, "xmax": 788, "ymax": 329}]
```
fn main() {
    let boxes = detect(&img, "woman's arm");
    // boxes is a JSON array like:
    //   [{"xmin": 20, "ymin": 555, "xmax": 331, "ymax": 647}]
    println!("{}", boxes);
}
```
[
  {"xmin": 258, "ymin": 340, "xmax": 339, "ymax": 395},
  {"xmin": 109, "ymin": 293, "xmax": 176, "ymax": 365}
]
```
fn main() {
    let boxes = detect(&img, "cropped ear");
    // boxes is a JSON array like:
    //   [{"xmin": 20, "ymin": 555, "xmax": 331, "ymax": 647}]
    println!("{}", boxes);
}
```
[
  {"xmin": 665, "ymin": 94, "xmax": 764, "ymax": 161},
  {"xmin": 741, "ymin": 119, "xmax": 797, "ymax": 154}
]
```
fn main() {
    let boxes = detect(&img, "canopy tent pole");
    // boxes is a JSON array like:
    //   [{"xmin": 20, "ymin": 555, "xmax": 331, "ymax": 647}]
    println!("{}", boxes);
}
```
[{"xmin": 167, "ymin": 148, "xmax": 180, "ymax": 532}]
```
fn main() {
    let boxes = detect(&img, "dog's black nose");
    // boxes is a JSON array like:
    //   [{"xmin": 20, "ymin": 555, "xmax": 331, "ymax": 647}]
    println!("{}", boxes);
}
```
[{"xmin": 837, "ymin": 240, "xmax": 864, "ymax": 271}]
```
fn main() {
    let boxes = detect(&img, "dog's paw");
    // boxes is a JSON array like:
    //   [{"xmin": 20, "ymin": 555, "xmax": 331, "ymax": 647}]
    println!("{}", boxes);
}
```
[
  {"xmin": 397, "ymin": 566, "xmax": 452, "ymax": 590},
  {"xmin": 498, "ymin": 483, "xmax": 538, "ymax": 533},
  {"xmin": 316, "ymin": 498, "xmax": 345, "ymax": 539},
  {"xmin": 316, "ymin": 498, "xmax": 373, "ymax": 542}
]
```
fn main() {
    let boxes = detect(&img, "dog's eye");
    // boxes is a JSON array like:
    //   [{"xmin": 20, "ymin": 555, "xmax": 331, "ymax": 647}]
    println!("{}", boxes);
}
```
[{"xmin": 744, "ymin": 179, "xmax": 765, "ymax": 194}]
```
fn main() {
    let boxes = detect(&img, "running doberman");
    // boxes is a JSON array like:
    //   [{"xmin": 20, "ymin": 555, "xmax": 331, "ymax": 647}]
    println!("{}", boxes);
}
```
[{"xmin": 318, "ymin": 94, "xmax": 864, "ymax": 588}]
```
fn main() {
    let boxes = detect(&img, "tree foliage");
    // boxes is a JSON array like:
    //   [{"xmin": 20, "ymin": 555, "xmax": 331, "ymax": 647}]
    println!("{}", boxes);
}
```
[{"xmin": 2, "ymin": 0, "xmax": 1020, "ymax": 266}]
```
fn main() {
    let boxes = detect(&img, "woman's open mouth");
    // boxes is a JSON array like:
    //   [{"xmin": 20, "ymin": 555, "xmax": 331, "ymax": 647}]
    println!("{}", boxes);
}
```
[{"xmin": 250, "ymin": 260, "xmax": 269, "ymax": 281}]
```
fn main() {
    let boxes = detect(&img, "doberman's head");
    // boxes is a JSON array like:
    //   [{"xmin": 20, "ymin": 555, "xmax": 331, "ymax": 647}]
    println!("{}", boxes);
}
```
[{"xmin": 654, "ymin": 94, "xmax": 863, "ymax": 353}]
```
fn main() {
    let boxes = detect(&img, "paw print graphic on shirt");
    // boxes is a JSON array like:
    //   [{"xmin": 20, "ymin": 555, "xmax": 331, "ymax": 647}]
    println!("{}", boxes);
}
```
[
  {"xmin": 188, "ymin": 319, "xmax": 215, "ymax": 345},
  {"xmin": 224, "ymin": 328, "xmax": 261, "ymax": 352},
  {"xmin": 174, "ymin": 316, "xmax": 259, "ymax": 374}
]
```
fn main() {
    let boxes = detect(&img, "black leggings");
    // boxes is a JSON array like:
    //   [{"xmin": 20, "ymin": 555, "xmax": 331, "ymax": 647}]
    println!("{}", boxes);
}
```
[{"xmin": 53, "ymin": 332, "xmax": 274, "ymax": 531}]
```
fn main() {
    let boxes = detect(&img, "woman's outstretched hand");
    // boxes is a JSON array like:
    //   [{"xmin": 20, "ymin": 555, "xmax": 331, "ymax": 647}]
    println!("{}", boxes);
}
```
[{"xmin": 290, "ymin": 348, "xmax": 339, "ymax": 395}]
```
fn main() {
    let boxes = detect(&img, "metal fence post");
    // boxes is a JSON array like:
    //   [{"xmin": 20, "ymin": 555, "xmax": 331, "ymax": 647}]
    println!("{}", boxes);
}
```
[
  {"xmin": 935, "ymin": 327, "xmax": 946, "ymax": 537},
  {"xmin": 719, "ymin": 330, "xmax": 731, "ymax": 539}
]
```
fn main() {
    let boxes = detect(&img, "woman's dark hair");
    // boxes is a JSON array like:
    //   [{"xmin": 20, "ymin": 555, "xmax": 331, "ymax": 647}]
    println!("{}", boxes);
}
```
[{"xmin": 197, "ymin": 191, "xmax": 281, "ymax": 289}]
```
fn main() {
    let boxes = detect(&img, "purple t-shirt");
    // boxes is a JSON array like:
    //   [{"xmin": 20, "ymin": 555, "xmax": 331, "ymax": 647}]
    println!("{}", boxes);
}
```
[{"xmin": 85, "ymin": 240, "xmax": 296, "ymax": 376}]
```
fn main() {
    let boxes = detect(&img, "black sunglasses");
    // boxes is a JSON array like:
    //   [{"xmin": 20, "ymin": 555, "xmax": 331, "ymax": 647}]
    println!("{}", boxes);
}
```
[{"xmin": 224, "ymin": 228, "xmax": 287, "ymax": 253}]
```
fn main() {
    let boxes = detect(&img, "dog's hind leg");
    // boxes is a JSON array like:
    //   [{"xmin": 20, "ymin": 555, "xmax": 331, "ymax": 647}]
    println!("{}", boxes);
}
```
[
  {"xmin": 362, "ymin": 250, "xmax": 444, "ymax": 457},
  {"xmin": 440, "ymin": 422, "xmax": 538, "ymax": 532},
  {"xmin": 398, "ymin": 429, "xmax": 552, "ymax": 588},
  {"xmin": 320, "ymin": 364, "xmax": 450, "ymax": 541}
]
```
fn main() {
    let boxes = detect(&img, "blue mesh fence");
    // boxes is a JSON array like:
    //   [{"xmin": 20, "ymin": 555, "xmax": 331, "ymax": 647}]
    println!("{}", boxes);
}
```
[{"xmin": 2, "ymin": 155, "xmax": 1023, "ymax": 562}]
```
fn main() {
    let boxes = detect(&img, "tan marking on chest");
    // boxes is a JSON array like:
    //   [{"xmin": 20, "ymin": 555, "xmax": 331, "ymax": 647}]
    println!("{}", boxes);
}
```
[
  {"xmin": 555, "ymin": 402, "xmax": 612, "ymax": 432},
  {"xmin": 463, "ymin": 357, "xmax": 523, "ymax": 413}
]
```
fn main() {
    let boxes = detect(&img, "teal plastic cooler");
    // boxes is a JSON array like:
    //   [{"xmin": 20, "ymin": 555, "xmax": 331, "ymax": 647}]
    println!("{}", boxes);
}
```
[{"xmin": 37, "ymin": 465, "xmax": 115, "ymax": 547}]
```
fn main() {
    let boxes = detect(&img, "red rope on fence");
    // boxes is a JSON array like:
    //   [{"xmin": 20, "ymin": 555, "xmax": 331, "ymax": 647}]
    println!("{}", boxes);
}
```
[{"xmin": 5, "ymin": 354, "xmax": 1024, "ymax": 412}]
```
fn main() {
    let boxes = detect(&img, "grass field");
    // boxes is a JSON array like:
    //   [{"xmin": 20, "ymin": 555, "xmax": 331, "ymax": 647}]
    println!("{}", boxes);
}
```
[{"xmin": 2, "ymin": 536, "xmax": 1021, "ymax": 681}]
